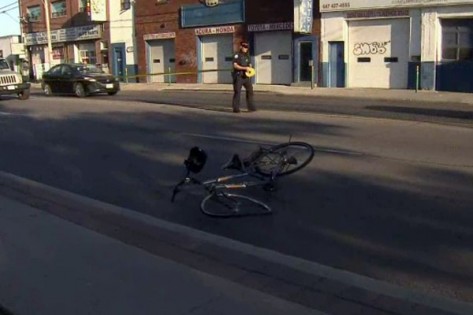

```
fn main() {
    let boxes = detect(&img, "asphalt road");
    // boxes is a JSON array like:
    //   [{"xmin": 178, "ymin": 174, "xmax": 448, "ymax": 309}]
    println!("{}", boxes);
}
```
[
  {"xmin": 28, "ymin": 88, "xmax": 473, "ymax": 127},
  {"xmin": 1, "ymin": 92, "xmax": 473, "ymax": 303}
]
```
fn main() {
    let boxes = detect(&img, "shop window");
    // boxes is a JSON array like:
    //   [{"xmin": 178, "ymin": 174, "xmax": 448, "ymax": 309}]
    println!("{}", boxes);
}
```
[
  {"xmin": 79, "ymin": 50, "xmax": 97, "ymax": 64},
  {"xmin": 121, "ymin": 0, "xmax": 131, "ymax": 10},
  {"xmin": 441, "ymin": 19, "xmax": 473, "ymax": 61},
  {"xmin": 52, "ymin": 47, "xmax": 64, "ymax": 60},
  {"xmin": 51, "ymin": 1, "xmax": 66, "ymax": 18},
  {"xmin": 27, "ymin": 5, "xmax": 41, "ymax": 21}
]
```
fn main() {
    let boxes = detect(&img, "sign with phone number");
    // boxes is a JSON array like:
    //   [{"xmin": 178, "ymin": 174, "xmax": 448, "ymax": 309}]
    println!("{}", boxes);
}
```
[{"xmin": 321, "ymin": 0, "xmax": 472, "ymax": 12}]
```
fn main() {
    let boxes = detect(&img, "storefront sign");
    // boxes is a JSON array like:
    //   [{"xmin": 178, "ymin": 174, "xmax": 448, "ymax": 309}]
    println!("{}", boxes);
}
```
[
  {"xmin": 143, "ymin": 32, "xmax": 176, "ymax": 40},
  {"xmin": 11, "ymin": 43, "xmax": 26, "ymax": 55},
  {"xmin": 248, "ymin": 22, "xmax": 294, "ymax": 32},
  {"xmin": 347, "ymin": 9, "xmax": 409, "ymax": 18},
  {"xmin": 90, "ymin": 0, "xmax": 107, "ymax": 21},
  {"xmin": 195, "ymin": 25, "xmax": 235, "ymax": 35},
  {"xmin": 294, "ymin": 0, "xmax": 313, "ymax": 34},
  {"xmin": 181, "ymin": 0, "xmax": 244, "ymax": 28},
  {"xmin": 321, "ymin": 0, "xmax": 473, "ymax": 12},
  {"xmin": 25, "ymin": 25, "xmax": 102, "ymax": 46}
]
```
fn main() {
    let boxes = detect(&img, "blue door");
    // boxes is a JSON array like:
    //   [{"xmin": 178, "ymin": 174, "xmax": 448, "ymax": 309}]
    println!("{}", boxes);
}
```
[
  {"xmin": 112, "ymin": 44, "xmax": 126, "ymax": 81},
  {"xmin": 329, "ymin": 42, "xmax": 345, "ymax": 87}
]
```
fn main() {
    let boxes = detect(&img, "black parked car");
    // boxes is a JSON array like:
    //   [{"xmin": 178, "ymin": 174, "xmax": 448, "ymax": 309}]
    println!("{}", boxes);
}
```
[{"xmin": 41, "ymin": 63, "xmax": 120, "ymax": 97}]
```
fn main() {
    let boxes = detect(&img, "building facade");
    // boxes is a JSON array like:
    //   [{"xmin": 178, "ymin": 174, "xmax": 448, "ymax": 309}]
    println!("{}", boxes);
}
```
[
  {"xmin": 134, "ymin": 0, "xmax": 320, "ymax": 85},
  {"xmin": 109, "ymin": 0, "xmax": 137, "ymax": 81},
  {"xmin": 320, "ymin": 0, "xmax": 473, "ymax": 92},
  {"xmin": 20, "ymin": 0, "xmax": 110, "ymax": 79}
]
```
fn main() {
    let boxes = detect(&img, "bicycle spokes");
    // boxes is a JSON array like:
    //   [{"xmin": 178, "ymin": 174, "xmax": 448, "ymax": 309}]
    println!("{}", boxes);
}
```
[{"xmin": 200, "ymin": 192, "xmax": 271, "ymax": 217}]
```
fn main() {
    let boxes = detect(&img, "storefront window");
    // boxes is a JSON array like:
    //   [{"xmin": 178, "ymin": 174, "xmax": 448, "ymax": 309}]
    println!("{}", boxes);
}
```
[
  {"xmin": 441, "ymin": 19, "xmax": 473, "ymax": 61},
  {"xmin": 79, "ymin": 50, "xmax": 97, "ymax": 64},
  {"xmin": 51, "ymin": 1, "xmax": 67, "ymax": 18},
  {"xmin": 52, "ymin": 47, "xmax": 64, "ymax": 60}
]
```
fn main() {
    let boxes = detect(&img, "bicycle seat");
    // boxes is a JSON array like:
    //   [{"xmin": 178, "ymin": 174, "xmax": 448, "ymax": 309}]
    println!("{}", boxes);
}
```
[
  {"xmin": 222, "ymin": 154, "xmax": 243, "ymax": 171},
  {"xmin": 184, "ymin": 147, "xmax": 207, "ymax": 173}
]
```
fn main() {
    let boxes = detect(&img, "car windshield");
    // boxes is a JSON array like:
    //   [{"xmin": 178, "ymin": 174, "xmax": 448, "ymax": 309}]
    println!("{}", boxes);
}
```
[
  {"xmin": 76, "ymin": 65, "xmax": 104, "ymax": 74},
  {"xmin": 0, "ymin": 59, "xmax": 10, "ymax": 70}
]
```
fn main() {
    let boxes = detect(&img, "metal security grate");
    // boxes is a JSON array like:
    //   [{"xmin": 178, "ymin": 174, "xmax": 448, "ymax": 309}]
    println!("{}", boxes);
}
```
[{"xmin": 0, "ymin": 75, "xmax": 19, "ymax": 85}]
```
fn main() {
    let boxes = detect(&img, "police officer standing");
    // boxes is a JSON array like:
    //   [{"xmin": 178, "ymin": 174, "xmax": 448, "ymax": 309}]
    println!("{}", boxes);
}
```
[{"xmin": 232, "ymin": 40, "xmax": 256, "ymax": 113}]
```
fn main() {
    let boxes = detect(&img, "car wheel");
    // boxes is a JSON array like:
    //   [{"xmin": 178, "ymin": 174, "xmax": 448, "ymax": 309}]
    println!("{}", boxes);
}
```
[
  {"xmin": 43, "ymin": 84, "xmax": 53, "ymax": 96},
  {"xmin": 107, "ymin": 91, "xmax": 118, "ymax": 96},
  {"xmin": 18, "ymin": 88, "xmax": 30, "ymax": 100},
  {"xmin": 74, "ymin": 83, "xmax": 87, "ymax": 98}
]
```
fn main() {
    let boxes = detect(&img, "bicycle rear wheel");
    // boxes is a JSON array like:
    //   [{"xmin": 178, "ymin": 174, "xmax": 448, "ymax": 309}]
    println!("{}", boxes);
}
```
[
  {"xmin": 201, "ymin": 192, "xmax": 272, "ymax": 217},
  {"xmin": 252, "ymin": 142, "xmax": 314, "ymax": 177}
]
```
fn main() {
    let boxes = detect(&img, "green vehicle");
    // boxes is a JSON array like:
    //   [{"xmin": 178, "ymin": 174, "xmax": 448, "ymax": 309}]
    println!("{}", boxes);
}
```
[{"xmin": 0, "ymin": 58, "xmax": 30, "ymax": 100}]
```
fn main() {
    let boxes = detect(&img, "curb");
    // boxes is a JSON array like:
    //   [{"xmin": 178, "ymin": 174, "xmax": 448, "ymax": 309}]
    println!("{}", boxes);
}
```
[
  {"xmin": 29, "ymin": 83, "xmax": 473, "ymax": 106},
  {"xmin": 0, "ymin": 170, "xmax": 472, "ymax": 314}
]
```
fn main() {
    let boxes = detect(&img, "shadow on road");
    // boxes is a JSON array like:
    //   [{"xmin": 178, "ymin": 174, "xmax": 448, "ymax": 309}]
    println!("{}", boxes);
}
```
[
  {"xmin": 366, "ymin": 105, "xmax": 473, "ymax": 120},
  {"xmin": 0, "ymin": 102, "xmax": 472, "ymax": 302}
]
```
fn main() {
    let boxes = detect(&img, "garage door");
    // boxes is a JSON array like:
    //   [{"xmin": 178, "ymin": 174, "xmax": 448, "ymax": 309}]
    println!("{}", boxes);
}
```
[
  {"xmin": 348, "ymin": 19, "xmax": 409, "ymax": 89},
  {"xmin": 148, "ymin": 39, "xmax": 176, "ymax": 83},
  {"xmin": 254, "ymin": 31, "xmax": 292, "ymax": 85},
  {"xmin": 201, "ymin": 35, "xmax": 233, "ymax": 84}
]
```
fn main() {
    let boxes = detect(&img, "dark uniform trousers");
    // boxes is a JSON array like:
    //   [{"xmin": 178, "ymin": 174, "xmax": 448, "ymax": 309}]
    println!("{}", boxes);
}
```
[{"xmin": 232, "ymin": 72, "xmax": 255, "ymax": 112}]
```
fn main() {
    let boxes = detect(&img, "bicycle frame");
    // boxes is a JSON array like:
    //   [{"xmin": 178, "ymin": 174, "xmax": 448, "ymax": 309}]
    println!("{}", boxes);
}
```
[
  {"xmin": 171, "ymin": 168, "xmax": 269, "ymax": 202},
  {"xmin": 171, "ymin": 140, "xmax": 314, "ymax": 216},
  {"xmin": 202, "ymin": 171, "xmax": 268, "ymax": 191}
]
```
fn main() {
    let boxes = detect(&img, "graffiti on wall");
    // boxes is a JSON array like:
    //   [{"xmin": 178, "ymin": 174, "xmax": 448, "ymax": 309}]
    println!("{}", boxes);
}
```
[{"xmin": 353, "ymin": 41, "xmax": 390, "ymax": 56}]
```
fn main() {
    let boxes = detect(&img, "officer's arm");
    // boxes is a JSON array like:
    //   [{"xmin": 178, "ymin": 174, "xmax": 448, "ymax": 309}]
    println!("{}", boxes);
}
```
[
  {"xmin": 233, "ymin": 54, "xmax": 249, "ymax": 71},
  {"xmin": 233, "ymin": 62, "xmax": 248, "ymax": 71}
]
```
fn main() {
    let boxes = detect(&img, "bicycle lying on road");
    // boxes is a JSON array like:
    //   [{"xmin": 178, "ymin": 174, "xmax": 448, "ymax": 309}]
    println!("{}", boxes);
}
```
[{"xmin": 171, "ymin": 141, "xmax": 315, "ymax": 217}]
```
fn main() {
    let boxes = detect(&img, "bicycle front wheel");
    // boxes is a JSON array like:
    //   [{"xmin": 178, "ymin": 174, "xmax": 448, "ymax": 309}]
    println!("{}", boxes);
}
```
[
  {"xmin": 253, "ymin": 142, "xmax": 314, "ymax": 177},
  {"xmin": 200, "ymin": 192, "xmax": 272, "ymax": 217}
]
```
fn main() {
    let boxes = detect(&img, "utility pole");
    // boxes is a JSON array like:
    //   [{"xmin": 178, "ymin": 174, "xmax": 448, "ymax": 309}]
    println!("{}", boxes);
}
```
[{"xmin": 42, "ymin": 0, "xmax": 53, "ymax": 66}]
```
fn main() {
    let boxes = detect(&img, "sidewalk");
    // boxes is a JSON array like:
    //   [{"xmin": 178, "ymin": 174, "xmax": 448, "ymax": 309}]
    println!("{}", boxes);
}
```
[
  {"xmin": 1, "ymin": 171, "xmax": 472, "ymax": 315},
  {"xmin": 118, "ymin": 83, "xmax": 473, "ymax": 106},
  {"xmin": 30, "ymin": 82, "xmax": 473, "ymax": 106},
  {"xmin": 0, "ymin": 194, "xmax": 323, "ymax": 315}
]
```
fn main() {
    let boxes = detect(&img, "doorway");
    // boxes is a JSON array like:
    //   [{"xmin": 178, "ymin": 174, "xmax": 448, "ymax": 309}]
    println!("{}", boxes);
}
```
[
  {"xmin": 299, "ymin": 42, "xmax": 313, "ymax": 82},
  {"xmin": 328, "ymin": 41, "xmax": 345, "ymax": 87},
  {"xmin": 112, "ymin": 43, "xmax": 126, "ymax": 81}
]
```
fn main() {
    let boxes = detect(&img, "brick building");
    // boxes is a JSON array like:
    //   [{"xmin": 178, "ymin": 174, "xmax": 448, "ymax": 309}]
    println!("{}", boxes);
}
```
[
  {"xmin": 134, "ymin": 0, "xmax": 320, "ymax": 85},
  {"xmin": 20, "ymin": 0, "xmax": 110, "ymax": 79}
]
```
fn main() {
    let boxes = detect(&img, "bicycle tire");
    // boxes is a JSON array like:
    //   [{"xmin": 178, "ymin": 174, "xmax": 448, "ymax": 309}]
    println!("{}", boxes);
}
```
[
  {"xmin": 251, "ymin": 142, "xmax": 314, "ymax": 177},
  {"xmin": 200, "ymin": 192, "xmax": 271, "ymax": 217}
]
